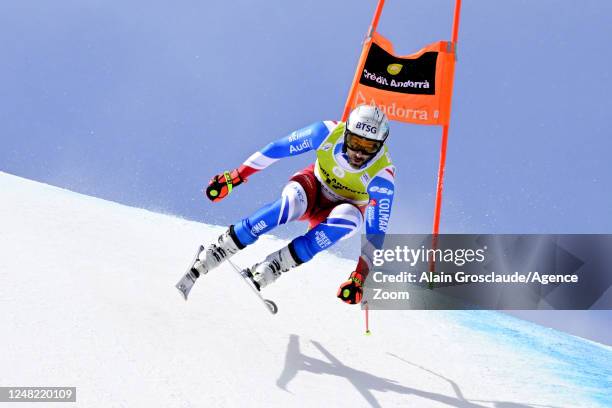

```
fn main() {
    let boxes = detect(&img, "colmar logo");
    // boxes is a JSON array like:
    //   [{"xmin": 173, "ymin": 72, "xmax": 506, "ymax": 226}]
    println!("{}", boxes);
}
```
[
  {"xmin": 387, "ymin": 63, "xmax": 403, "ymax": 75},
  {"xmin": 378, "ymin": 198, "xmax": 391, "ymax": 232},
  {"xmin": 355, "ymin": 122, "xmax": 377, "ymax": 134}
]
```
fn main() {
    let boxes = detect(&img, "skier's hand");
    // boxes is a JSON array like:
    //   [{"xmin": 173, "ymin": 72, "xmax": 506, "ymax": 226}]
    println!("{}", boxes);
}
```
[
  {"xmin": 205, "ymin": 169, "xmax": 245, "ymax": 202},
  {"xmin": 337, "ymin": 271, "xmax": 364, "ymax": 305}
]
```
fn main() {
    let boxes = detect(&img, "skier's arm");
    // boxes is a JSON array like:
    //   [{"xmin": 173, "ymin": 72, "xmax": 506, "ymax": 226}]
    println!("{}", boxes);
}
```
[
  {"xmin": 206, "ymin": 121, "xmax": 336, "ymax": 202},
  {"xmin": 237, "ymin": 121, "xmax": 335, "ymax": 179},
  {"xmin": 338, "ymin": 167, "xmax": 396, "ymax": 304},
  {"xmin": 361, "ymin": 167, "xmax": 395, "ymax": 264}
]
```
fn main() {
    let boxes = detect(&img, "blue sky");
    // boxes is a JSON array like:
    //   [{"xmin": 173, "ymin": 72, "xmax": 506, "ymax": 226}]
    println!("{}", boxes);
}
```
[{"xmin": 1, "ymin": 0, "xmax": 611, "ymax": 343}]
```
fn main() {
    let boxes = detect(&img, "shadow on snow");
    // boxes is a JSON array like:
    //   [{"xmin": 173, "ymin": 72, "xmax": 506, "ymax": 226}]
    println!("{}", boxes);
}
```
[{"xmin": 276, "ymin": 334, "xmax": 563, "ymax": 408}]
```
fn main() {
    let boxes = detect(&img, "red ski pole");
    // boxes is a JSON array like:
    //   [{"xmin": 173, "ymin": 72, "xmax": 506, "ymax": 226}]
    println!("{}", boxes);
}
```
[{"xmin": 365, "ymin": 301, "xmax": 371, "ymax": 335}]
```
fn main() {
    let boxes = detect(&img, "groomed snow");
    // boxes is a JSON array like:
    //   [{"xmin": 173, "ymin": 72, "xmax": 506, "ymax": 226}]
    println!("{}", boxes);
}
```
[{"xmin": 1, "ymin": 171, "xmax": 609, "ymax": 407}]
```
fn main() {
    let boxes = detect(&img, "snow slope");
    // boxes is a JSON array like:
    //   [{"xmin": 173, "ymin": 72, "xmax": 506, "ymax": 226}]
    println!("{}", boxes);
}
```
[{"xmin": 1, "ymin": 171, "xmax": 610, "ymax": 408}]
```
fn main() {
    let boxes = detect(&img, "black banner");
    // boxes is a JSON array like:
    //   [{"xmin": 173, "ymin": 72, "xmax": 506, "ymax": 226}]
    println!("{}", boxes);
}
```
[{"xmin": 359, "ymin": 42, "xmax": 438, "ymax": 95}]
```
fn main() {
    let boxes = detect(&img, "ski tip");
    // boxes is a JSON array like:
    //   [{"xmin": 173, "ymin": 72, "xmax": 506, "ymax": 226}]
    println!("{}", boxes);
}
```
[
  {"xmin": 264, "ymin": 299, "xmax": 278, "ymax": 314},
  {"xmin": 175, "ymin": 284, "xmax": 189, "ymax": 301}
]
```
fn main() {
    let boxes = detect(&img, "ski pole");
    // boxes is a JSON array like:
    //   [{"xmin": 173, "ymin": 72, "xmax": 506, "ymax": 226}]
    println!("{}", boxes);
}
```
[{"xmin": 364, "ymin": 301, "xmax": 371, "ymax": 335}]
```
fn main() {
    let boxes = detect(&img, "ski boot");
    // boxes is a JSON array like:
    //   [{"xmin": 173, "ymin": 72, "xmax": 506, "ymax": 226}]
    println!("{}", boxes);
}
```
[
  {"xmin": 246, "ymin": 245, "xmax": 300, "ymax": 290},
  {"xmin": 176, "ymin": 225, "xmax": 243, "ymax": 300}
]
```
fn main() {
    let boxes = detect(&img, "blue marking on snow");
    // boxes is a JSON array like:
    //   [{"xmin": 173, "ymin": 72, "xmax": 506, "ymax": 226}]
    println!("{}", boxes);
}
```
[{"xmin": 449, "ymin": 311, "xmax": 612, "ymax": 407}]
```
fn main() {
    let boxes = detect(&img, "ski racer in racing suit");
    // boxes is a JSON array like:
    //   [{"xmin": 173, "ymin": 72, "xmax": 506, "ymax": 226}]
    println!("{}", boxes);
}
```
[{"xmin": 189, "ymin": 105, "xmax": 394, "ymax": 305}]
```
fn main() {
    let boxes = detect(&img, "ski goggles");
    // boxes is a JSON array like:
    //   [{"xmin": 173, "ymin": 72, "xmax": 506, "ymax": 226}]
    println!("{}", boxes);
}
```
[{"xmin": 344, "ymin": 132, "xmax": 382, "ymax": 155}]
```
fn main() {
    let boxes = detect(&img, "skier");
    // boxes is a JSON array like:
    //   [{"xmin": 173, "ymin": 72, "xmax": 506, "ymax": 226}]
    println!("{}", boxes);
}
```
[{"xmin": 178, "ymin": 105, "xmax": 395, "ymax": 305}]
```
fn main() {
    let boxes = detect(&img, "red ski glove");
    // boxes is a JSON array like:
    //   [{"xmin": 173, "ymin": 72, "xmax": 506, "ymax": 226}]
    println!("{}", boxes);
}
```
[
  {"xmin": 205, "ymin": 169, "xmax": 245, "ymax": 202},
  {"xmin": 337, "ymin": 271, "xmax": 365, "ymax": 305}
]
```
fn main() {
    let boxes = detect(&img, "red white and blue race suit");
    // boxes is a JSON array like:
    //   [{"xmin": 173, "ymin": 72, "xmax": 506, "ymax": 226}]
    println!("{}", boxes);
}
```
[{"xmin": 230, "ymin": 120, "xmax": 395, "ymax": 273}]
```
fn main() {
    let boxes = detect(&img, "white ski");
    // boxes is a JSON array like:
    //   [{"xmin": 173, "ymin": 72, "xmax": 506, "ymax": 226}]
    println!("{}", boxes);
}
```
[
  {"xmin": 226, "ymin": 259, "xmax": 278, "ymax": 315},
  {"xmin": 175, "ymin": 245, "xmax": 204, "ymax": 301},
  {"xmin": 175, "ymin": 246, "xmax": 277, "ymax": 314}
]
